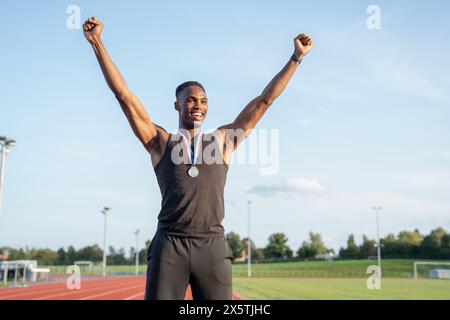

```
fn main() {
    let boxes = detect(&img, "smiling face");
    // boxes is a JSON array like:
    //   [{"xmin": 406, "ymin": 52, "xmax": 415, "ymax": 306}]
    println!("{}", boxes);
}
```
[{"xmin": 175, "ymin": 85, "xmax": 208, "ymax": 129}]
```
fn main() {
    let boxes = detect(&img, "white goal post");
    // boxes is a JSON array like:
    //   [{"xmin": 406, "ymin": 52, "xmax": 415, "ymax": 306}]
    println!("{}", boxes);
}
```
[
  {"xmin": 414, "ymin": 261, "xmax": 450, "ymax": 280},
  {"xmin": 74, "ymin": 261, "xmax": 93, "ymax": 267},
  {"xmin": 74, "ymin": 261, "xmax": 94, "ymax": 272}
]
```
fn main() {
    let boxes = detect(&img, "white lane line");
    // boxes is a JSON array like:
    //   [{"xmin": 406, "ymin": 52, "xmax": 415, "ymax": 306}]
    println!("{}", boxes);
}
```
[
  {"xmin": 78, "ymin": 284, "xmax": 144, "ymax": 300},
  {"xmin": 123, "ymin": 291, "xmax": 145, "ymax": 300},
  {"xmin": 32, "ymin": 279, "xmax": 142, "ymax": 300},
  {"xmin": 0, "ymin": 278, "xmax": 139, "ymax": 299},
  {"xmin": 1, "ymin": 281, "xmax": 109, "ymax": 299}
]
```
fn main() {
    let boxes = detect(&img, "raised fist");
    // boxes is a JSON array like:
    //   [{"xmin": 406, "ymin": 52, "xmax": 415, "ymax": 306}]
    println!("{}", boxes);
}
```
[
  {"xmin": 83, "ymin": 17, "xmax": 104, "ymax": 43},
  {"xmin": 294, "ymin": 33, "xmax": 314, "ymax": 58}
]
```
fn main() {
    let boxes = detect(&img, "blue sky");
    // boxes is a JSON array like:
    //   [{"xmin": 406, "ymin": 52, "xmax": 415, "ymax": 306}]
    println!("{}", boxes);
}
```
[{"xmin": 1, "ymin": 0, "xmax": 449, "ymax": 253}]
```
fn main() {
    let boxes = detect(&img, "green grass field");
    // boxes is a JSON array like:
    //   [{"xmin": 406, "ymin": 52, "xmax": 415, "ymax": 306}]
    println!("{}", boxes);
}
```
[
  {"xmin": 232, "ymin": 278, "xmax": 450, "ymax": 300},
  {"xmin": 42, "ymin": 259, "xmax": 450, "ymax": 299},
  {"xmin": 231, "ymin": 259, "xmax": 417, "ymax": 278},
  {"xmin": 230, "ymin": 260, "xmax": 450, "ymax": 299},
  {"xmin": 46, "ymin": 259, "xmax": 421, "ymax": 277}
]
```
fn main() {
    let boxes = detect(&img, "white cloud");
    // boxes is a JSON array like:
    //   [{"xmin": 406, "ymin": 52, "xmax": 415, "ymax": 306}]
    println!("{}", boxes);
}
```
[{"xmin": 248, "ymin": 178, "xmax": 327, "ymax": 197}]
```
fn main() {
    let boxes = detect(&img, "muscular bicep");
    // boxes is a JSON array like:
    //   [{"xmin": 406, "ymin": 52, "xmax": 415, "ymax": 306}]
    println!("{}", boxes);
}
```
[
  {"xmin": 217, "ymin": 95, "xmax": 271, "ymax": 152},
  {"xmin": 116, "ymin": 91, "xmax": 159, "ymax": 150},
  {"xmin": 215, "ymin": 124, "xmax": 245, "ymax": 154},
  {"xmin": 232, "ymin": 96, "xmax": 270, "ymax": 132}
]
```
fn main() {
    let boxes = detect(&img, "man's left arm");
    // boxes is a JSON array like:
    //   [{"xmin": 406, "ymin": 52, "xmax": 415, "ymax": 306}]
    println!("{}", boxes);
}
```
[{"xmin": 217, "ymin": 33, "xmax": 314, "ymax": 151}]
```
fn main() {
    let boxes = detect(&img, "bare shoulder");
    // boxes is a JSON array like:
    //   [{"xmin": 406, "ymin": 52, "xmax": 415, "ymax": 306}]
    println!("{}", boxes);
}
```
[
  {"xmin": 212, "ymin": 125, "xmax": 230, "ymax": 148},
  {"xmin": 212, "ymin": 126, "xmax": 226, "ymax": 137},
  {"xmin": 146, "ymin": 124, "xmax": 170, "ymax": 167},
  {"xmin": 212, "ymin": 124, "xmax": 234, "ymax": 166}
]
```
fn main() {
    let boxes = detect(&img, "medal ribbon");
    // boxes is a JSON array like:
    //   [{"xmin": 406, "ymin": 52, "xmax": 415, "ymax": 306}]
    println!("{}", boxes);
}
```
[{"xmin": 177, "ymin": 130, "xmax": 203, "ymax": 165}]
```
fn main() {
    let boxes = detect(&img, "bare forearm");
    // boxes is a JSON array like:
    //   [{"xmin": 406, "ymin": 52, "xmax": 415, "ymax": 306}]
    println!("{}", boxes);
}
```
[
  {"xmin": 230, "ymin": 57, "xmax": 299, "ymax": 133},
  {"xmin": 83, "ymin": 17, "xmax": 159, "ymax": 150},
  {"xmin": 261, "ymin": 58, "xmax": 299, "ymax": 105},
  {"xmin": 90, "ymin": 36, "xmax": 129, "ymax": 99},
  {"xmin": 224, "ymin": 33, "xmax": 313, "ymax": 147}
]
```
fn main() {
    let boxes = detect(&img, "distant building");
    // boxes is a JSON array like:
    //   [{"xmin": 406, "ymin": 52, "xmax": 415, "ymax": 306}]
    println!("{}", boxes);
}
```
[
  {"xmin": 429, "ymin": 269, "xmax": 450, "ymax": 280},
  {"xmin": 234, "ymin": 250, "xmax": 247, "ymax": 263},
  {"xmin": 314, "ymin": 252, "xmax": 335, "ymax": 261}
]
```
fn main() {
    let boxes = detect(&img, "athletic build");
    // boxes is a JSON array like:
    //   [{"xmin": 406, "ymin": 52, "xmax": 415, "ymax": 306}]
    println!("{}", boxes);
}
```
[{"xmin": 83, "ymin": 17, "xmax": 313, "ymax": 300}]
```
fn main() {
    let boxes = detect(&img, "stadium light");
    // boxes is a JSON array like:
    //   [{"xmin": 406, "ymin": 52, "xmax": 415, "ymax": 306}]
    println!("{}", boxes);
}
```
[
  {"xmin": 101, "ymin": 207, "xmax": 111, "ymax": 277},
  {"xmin": 247, "ymin": 200, "xmax": 252, "ymax": 278},
  {"xmin": 0, "ymin": 136, "xmax": 16, "ymax": 218},
  {"xmin": 372, "ymin": 206, "xmax": 382, "ymax": 279},
  {"xmin": 134, "ymin": 229, "xmax": 140, "ymax": 275}
]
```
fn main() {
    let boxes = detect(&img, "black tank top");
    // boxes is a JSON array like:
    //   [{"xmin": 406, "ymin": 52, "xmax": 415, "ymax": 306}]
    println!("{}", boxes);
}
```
[{"xmin": 154, "ymin": 132, "xmax": 229, "ymax": 237}]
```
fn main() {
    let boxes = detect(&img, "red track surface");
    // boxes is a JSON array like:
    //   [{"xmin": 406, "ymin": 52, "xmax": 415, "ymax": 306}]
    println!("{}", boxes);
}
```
[{"xmin": 0, "ymin": 276, "xmax": 243, "ymax": 300}]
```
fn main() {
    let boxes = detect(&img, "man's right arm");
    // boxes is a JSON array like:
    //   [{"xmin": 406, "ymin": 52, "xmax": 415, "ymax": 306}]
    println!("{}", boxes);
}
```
[{"xmin": 83, "ymin": 17, "xmax": 167, "ymax": 162}]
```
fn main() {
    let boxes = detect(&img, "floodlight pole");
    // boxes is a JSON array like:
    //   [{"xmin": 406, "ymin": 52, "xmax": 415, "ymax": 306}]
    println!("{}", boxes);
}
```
[
  {"xmin": 2, "ymin": 262, "xmax": 7, "ymax": 286},
  {"xmin": 0, "ymin": 137, "xmax": 16, "ymax": 218},
  {"xmin": 247, "ymin": 200, "xmax": 252, "ymax": 278},
  {"xmin": 372, "ymin": 206, "xmax": 382, "ymax": 279},
  {"xmin": 134, "ymin": 229, "xmax": 140, "ymax": 275},
  {"xmin": 101, "ymin": 207, "xmax": 111, "ymax": 277}
]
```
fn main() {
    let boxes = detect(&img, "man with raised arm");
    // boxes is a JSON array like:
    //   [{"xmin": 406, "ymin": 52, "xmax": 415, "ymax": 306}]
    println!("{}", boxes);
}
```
[{"xmin": 83, "ymin": 16, "xmax": 313, "ymax": 300}]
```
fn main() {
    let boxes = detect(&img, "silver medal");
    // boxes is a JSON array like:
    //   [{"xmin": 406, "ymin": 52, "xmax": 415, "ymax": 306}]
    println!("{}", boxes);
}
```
[
  {"xmin": 178, "ymin": 130, "xmax": 203, "ymax": 178},
  {"xmin": 187, "ymin": 165, "xmax": 199, "ymax": 178}
]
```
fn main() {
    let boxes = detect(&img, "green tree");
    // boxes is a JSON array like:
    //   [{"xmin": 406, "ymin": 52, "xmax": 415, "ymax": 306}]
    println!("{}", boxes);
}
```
[
  {"xmin": 341, "ymin": 234, "xmax": 359, "ymax": 258},
  {"xmin": 226, "ymin": 232, "xmax": 244, "ymax": 261},
  {"xmin": 359, "ymin": 235, "xmax": 377, "ymax": 258},
  {"xmin": 108, "ymin": 246, "xmax": 116, "ymax": 256},
  {"xmin": 264, "ymin": 233, "xmax": 291, "ymax": 259},
  {"xmin": 382, "ymin": 233, "xmax": 402, "ymax": 258},
  {"xmin": 382, "ymin": 229, "xmax": 422, "ymax": 258},
  {"xmin": 117, "ymin": 247, "xmax": 127, "ymax": 265},
  {"xmin": 253, "ymin": 248, "xmax": 265, "ymax": 261},
  {"xmin": 298, "ymin": 232, "xmax": 330, "ymax": 259},
  {"xmin": 57, "ymin": 247, "xmax": 66, "ymax": 265},
  {"xmin": 298, "ymin": 242, "xmax": 315, "ymax": 259},
  {"xmin": 7, "ymin": 247, "xmax": 27, "ymax": 260},
  {"xmin": 242, "ymin": 238, "xmax": 260, "ymax": 261},
  {"xmin": 138, "ymin": 239, "xmax": 151, "ymax": 264},
  {"xmin": 77, "ymin": 245, "xmax": 103, "ymax": 262},
  {"xmin": 108, "ymin": 246, "xmax": 127, "ymax": 265},
  {"xmin": 27, "ymin": 248, "xmax": 58, "ymax": 265},
  {"xmin": 441, "ymin": 234, "xmax": 450, "ymax": 259},
  {"xmin": 286, "ymin": 247, "xmax": 293, "ymax": 259},
  {"xmin": 309, "ymin": 232, "xmax": 329, "ymax": 255},
  {"xmin": 66, "ymin": 246, "xmax": 77, "ymax": 264},
  {"xmin": 420, "ymin": 227, "xmax": 447, "ymax": 259},
  {"xmin": 398, "ymin": 229, "xmax": 422, "ymax": 245}
]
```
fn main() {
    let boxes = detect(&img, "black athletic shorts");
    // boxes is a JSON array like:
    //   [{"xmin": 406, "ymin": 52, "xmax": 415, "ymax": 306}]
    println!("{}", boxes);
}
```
[{"xmin": 144, "ymin": 231, "xmax": 234, "ymax": 300}]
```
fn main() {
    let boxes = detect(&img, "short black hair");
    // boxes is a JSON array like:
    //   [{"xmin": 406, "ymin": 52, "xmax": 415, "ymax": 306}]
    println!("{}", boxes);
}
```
[{"xmin": 175, "ymin": 81, "xmax": 206, "ymax": 100}]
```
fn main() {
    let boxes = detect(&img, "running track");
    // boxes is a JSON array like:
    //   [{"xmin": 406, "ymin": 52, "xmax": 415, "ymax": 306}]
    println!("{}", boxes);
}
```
[{"xmin": 0, "ymin": 276, "xmax": 243, "ymax": 300}]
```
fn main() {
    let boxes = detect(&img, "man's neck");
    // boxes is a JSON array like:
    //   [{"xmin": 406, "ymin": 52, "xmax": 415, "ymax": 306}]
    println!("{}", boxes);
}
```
[{"xmin": 178, "ymin": 126, "xmax": 202, "ymax": 141}]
